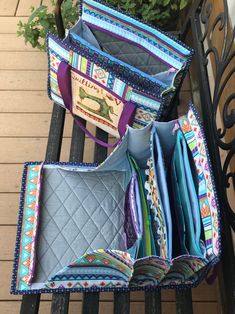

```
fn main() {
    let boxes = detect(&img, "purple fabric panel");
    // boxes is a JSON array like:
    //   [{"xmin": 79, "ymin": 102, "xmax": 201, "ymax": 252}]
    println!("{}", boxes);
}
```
[
  {"xmin": 57, "ymin": 61, "xmax": 72, "ymax": 111},
  {"xmin": 118, "ymin": 102, "xmax": 136, "ymax": 136}
]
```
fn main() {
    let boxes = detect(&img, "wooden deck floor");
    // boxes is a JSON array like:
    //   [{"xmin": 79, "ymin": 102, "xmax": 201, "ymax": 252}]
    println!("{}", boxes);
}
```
[{"xmin": 0, "ymin": 1, "xmax": 222, "ymax": 313}]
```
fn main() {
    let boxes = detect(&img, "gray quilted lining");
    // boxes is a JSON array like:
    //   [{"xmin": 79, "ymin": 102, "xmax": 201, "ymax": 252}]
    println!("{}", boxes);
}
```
[
  {"xmin": 92, "ymin": 29, "xmax": 169, "ymax": 75},
  {"xmin": 33, "ymin": 167, "xmax": 128, "ymax": 283}
]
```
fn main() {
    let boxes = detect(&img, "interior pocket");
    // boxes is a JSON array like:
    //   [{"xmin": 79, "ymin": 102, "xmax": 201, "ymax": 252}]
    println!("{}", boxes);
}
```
[
  {"xmin": 151, "ymin": 126, "xmax": 173, "ymax": 259},
  {"xmin": 33, "ymin": 167, "xmax": 132, "ymax": 284},
  {"xmin": 170, "ymin": 129, "xmax": 203, "ymax": 257},
  {"xmin": 68, "ymin": 20, "xmax": 177, "ymax": 87},
  {"xmin": 128, "ymin": 155, "xmax": 156, "ymax": 258}
]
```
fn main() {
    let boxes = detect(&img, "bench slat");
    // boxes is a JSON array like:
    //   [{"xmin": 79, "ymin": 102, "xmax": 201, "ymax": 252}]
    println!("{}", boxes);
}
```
[
  {"xmin": 82, "ymin": 292, "xmax": 100, "ymax": 314},
  {"xmin": 69, "ymin": 119, "xmax": 86, "ymax": 162},
  {"xmin": 176, "ymin": 289, "xmax": 193, "ymax": 314},
  {"xmin": 114, "ymin": 292, "xmax": 130, "ymax": 314},
  {"xmin": 145, "ymin": 290, "xmax": 161, "ymax": 314},
  {"xmin": 46, "ymin": 104, "xmax": 70, "ymax": 314},
  {"xmin": 81, "ymin": 127, "xmax": 109, "ymax": 314},
  {"xmin": 94, "ymin": 127, "xmax": 108, "ymax": 163},
  {"xmin": 20, "ymin": 294, "xmax": 40, "ymax": 314},
  {"xmin": 46, "ymin": 103, "xmax": 68, "ymax": 314},
  {"xmin": 45, "ymin": 104, "xmax": 66, "ymax": 161},
  {"xmin": 50, "ymin": 293, "xmax": 70, "ymax": 314}
]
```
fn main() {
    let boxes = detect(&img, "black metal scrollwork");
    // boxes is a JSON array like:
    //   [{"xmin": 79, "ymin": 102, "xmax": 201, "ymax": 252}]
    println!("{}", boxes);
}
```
[{"xmin": 198, "ymin": 0, "xmax": 235, "ymax": 230}]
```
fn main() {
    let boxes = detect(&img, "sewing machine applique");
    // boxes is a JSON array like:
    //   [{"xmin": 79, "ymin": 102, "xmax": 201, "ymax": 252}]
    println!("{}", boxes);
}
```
[{"xmin": 71, "ymin": 70, "xmax": 124, "ymax": 137}]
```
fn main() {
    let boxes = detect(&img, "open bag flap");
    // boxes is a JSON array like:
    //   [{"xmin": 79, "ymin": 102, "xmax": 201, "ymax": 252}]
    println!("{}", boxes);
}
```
[{"xmin": 11, "ymin": 105, "xmax": 220, "ymax": 294}]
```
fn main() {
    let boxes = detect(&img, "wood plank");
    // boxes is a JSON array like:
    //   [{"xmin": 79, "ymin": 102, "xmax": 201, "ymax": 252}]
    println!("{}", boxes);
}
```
[
  {"xmin": 0, "ymin": 34, "xmax": 40, "ymax": 51},
  {"xmin": 0, "ymin": 193, "xmax": 19, "ymax": 225},
  {"xmin": 0, "ymin": 164, "xmax": 23, "ymax": 193},
  {"xmin": 0, "ymin": 302, "xmax": 21, "ymax": 313},
  {"xmin": 0, "ymin": 70, "xmax": 47, "ymax": 91},
  {"xmin": 0, "ymin": 301, "xmax": 192, "ymax": 314},
  {"xmin": 0, "ymin": 91, "xmax": 51, "ymax": 113},
  {"xmin": 132, "ymin": 301, "xmax": 219, "ymax": 314},
  {"xmin": 0, "ymin": 138, "xmax": 72, "ymax": 163},
  {"xmin": 0, "ymin": 301, "xmax": 219, "ymax": 314},
  {"xmin": 0, "ymin": 17, "xmax": 28, "ymax": 33},
  {"xmin": 16, "ymin": 0, "xmax": 41, "ymax": 16},
  {"xmin": 193, "ymin": 302, "xmax": 219, "ymax": 314},
  {"xmin": 0, "ymin": 113, "xmax": 98, "ymax": 137},
  {"xmin": 0, "ymin": 261, "xmax": 21, "ymax": 300},
  {"xmin": 0, "ymin": 113, "xmax": 66, "ymax": 137},
  {"xmin": 0, "ymin": 0, "xmax": 18, "ymax": 16},
  {"xmin": 0, "ymin": 52, "xmax": 47, "ymax": 70},
  {"xmin": 0, "ymin": 226, "xmax": 16, "ymax": 260},
  {"xmin": 42, "ymin": 0, "xmax": 55, "ymax": 11}
]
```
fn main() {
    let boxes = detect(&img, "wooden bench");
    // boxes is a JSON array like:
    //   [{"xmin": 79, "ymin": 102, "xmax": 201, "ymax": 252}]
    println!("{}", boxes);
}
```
[{"xmin": 20, "ymin": 0, "xmax": 235, "ymax": 313}]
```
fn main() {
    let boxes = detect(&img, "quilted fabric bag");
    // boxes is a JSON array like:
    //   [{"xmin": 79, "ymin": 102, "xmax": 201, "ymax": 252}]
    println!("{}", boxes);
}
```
[
  {"xmin": 47, "ymin": 0, "xmax": 194, "ymax": 146},
  {"xmin": 11, "ymin": 105, "xmax": 220, "ymax": 294}
]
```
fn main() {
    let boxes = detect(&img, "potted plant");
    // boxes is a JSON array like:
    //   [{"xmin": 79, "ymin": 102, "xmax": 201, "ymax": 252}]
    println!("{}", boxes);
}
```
[{"xmin": 17, "ymin": 0, "xmax": 190, "ymax": 51}]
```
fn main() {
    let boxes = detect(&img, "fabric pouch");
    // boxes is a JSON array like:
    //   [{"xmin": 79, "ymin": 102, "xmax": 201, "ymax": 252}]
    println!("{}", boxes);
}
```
[
  {"xmin": 47, "ymin": 0, "xmax": 194, "ymax": 147},
  {"xmin": 11, "ymin": 105, "xmax": 220, "ymax": 294}
]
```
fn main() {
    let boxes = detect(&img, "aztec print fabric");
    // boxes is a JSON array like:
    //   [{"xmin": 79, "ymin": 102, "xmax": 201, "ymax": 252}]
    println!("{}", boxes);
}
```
[
  {"xmin": 11, "ymin": 105, "xmax": 220, "ymax": 294},
  {"xmin": 47, "ymin": 0, "xmax": 193, "ymax": 139}
]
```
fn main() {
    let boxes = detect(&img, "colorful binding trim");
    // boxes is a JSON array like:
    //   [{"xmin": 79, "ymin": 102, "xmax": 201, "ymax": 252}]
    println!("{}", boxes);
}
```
[
  {"xmin": 179, "ymin": 106, "xmax": 220, "ymax": 258},
  {"xmin": 45, "ymin": 250, "xmax": 134, "ymax": 289},
  {"xmin": 81, "ymin": 0, "xmax": 191, "ymax": 69},
  {"xmin": 16, "ymin": 164, "xmax": 43, "ymax": 290}
]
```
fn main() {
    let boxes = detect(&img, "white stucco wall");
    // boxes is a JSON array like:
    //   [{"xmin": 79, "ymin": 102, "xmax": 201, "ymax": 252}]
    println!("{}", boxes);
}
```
[{"xmin": 228, "ymin": 0, "xmax": 235, "ymax": 27}]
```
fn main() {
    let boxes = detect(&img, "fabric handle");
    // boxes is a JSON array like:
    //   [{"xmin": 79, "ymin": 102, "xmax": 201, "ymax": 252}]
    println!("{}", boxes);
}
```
[{"xmin": 57, "ymin": 61, "xmax": 136, "ymax": 148}]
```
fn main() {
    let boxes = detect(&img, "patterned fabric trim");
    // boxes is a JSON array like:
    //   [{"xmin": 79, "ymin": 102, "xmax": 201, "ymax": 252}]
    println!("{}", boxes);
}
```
[
  {"xmin": 81, "ymin": 0, "xmax": 192, "ymax": 69},
  {"xmin": 179, "ymin": 107, "xmax": 219, "ymax": 257},
  {"xmin": 44, "ymin": 250, "xmax": 134, "ymax": 289},
  {"xmin": 131, "ymin": 255, "xmax": 207, "ymax": 287},
  {"xmin": 17, "ymin": 164, "xmax": 43, "ymax": 290},
  {"xmin": 145, "ymin": 158, "xmax": 167, "ymax": 259},
  {"xmin": 131, "ymin": 257, "xmax": 171, "ymax": 287}
]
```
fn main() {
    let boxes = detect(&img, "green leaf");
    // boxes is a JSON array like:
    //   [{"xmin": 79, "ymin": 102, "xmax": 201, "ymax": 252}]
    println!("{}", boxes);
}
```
[
  {"xmin": 171, "ymin": 3, "xmax": 178, "ymax": 10},
  {"xmin": 163, "ymin": 0, "xmax": 170, "ymax": 6},
  {"xmin": 28, "ymin": 5, "xmax": 47, "ymax": 23},
  {"xmin": 180, "ymin": 0, "xmax": 189, "ymax": 10}
]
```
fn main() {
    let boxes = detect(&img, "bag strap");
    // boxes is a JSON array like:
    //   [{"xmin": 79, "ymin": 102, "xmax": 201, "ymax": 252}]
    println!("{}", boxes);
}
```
[{"xmin": 57, "ymin": 61, "xmax": 136, "ymax": 148}]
